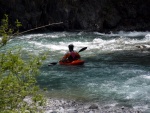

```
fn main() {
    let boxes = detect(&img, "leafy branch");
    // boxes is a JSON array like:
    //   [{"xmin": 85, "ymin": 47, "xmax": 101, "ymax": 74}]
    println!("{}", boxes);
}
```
[{"xmin": 0, "ymin": 14, "xmax": 46, "ymax": 113}]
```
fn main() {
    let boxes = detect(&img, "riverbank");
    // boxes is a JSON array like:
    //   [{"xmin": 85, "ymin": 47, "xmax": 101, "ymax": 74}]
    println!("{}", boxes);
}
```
[{"xmin": 42, "ymin": 98, "xmax": 142, "ymax": 113}]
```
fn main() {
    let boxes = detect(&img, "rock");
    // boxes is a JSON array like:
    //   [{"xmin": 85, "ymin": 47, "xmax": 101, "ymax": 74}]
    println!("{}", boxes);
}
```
[
  {"xmin": 44, "ymin": 110, "xmax": 54, "ymax": 113},
  {"xmin": 0, "ymin": 0, "xmax": 150, "ymax": 32},
  {"xmin": 67, "ymin": 108, "xmax": 78, "ymax": 113},
  {"xmin": 22, "ymin": 97, "xmax": 143, "ymax": 113},
  {"xmin": 136, "ymin": 45, "xmax": 150, "ymax": 51},
  {"xmin": 89, "ymin": 104, "xmax": 99, "ymax": 109}
]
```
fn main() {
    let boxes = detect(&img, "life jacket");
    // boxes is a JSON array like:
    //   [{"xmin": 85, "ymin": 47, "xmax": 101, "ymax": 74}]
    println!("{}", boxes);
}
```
[
  {"xmin": 61, "ymin": 51, "xmax": 80, "ymax": 62},
  {"xmin": 68, "ymin": 51, "xmax": 78, "ymax": 61}
]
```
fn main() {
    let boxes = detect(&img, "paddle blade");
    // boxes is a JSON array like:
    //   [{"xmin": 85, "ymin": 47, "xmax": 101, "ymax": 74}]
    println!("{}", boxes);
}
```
[
  {"xmin": 48, "ymin": 62, "xmax": 57, "ymax": 66},
  {"xmin": 78, "ymin": 47, "xmax": 87, "ymax": 53}
]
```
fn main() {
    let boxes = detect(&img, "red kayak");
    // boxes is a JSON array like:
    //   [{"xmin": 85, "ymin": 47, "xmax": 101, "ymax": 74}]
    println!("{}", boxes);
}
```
[{"xmin": 59, "ymin": 59, "xmax": 84, "ymax": 65}]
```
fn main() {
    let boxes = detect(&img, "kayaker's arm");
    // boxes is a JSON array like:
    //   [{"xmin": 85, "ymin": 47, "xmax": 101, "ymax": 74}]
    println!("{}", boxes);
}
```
[{"xmin": 59, "ymin": 53, "xmax": 70, "ymax": 62}]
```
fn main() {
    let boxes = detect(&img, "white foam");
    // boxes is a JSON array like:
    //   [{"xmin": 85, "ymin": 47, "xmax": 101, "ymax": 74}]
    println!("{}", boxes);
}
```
[
  {"xmin": 87, "ymin": 83, "xmax": 98, "ymax": 87},
  {"xmin": 53, "ymin": 36, "xmax": 145, "ymax": 52},
  {"xmin": 144, "ymin": 34, "xmax": 150, "ymax": 41},
  {"xmin": 14, "ymin": 31, "xmax": 150, "ymax": 54},
  {"xmin": 90, "ymin": 37, "xmax": 136, "ymax": 51},
  {"xmin": 94, "ymin": 31, "xmax": 150, "ymax": 37},
  {"xmin": 93, "ymin": 32, "xmax": 106, "ymax": 36},
  {"xmin": 44, "ymin": 33, "xmax": 67, "ymax": 38},
  {"xmin": 133, "ymin": 105, "xmax": 149, "ymax": 112},
  {"xmin": 113, "ymin": 31, "xmax": 150, "ymax": 37},
  {"xmin": 18, "ymin": 34, "xmax": 44, "ymax": 39},
  {"xmin": 14, "ymin": 31, "xmax": 150, "ymax": 56},
  {"xmin": 28, "ymin": 41, "xmax": 67, "ymax": 51},
  {"xmin": 126, "ymin": 91, "xmax": 139, "ymax": 99},
  {"xmin": 93, "ymin": 38, "xmax": 104, "ymax": 44},
  {"xmin": 141, "ymin": 75, "xmax": 150, "ymax": 79},
  {"xmin": 145, "ymin": 34, "xmax": 150, "ymax": 38}
]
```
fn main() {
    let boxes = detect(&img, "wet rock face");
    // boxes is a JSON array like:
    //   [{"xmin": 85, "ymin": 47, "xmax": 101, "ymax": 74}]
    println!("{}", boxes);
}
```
[{"xmin": 0, "ymin": 0, "xmax": 150, "ymax": 32}]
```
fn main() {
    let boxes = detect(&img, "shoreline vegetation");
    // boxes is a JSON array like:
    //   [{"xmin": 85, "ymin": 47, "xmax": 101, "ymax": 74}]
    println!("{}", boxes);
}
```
[{"xmin": 0, "ymin": 15, "xmax": 46, "ymax": 113}]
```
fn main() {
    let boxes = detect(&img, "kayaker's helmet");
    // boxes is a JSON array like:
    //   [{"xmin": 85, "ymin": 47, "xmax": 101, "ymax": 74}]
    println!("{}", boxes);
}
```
[{"xmin": 68, "ymin": 44, "xmax": 74, "ymax": 51}]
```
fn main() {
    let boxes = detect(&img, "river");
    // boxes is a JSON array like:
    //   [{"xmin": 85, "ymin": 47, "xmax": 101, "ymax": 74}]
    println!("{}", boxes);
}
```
[{"xmin": 4, "ymin": 31, "xmax": 150, "ymax": 112}]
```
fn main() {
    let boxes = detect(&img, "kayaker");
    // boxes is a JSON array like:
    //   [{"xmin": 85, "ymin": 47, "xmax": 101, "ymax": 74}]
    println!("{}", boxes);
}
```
[{"xmin": 60, "ymin": 44, "xmax": 81, "ymax": 63}]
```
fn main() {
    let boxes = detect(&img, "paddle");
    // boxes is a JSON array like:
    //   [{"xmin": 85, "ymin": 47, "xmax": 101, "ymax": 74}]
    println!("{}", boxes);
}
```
[
  {"xmin": 78, "ymin": 47, "xmax": 87, "ymax": 53},
  {"xmin": 48, "ymin": 47, "xmax": 87, "ymax": 66}
]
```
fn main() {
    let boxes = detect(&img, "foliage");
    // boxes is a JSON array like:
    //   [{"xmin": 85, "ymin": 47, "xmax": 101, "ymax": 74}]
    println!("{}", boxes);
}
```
[
  {"xmin": 0, "ymin": 14, "xmax": 22, "ymax": 47},
  {"xmin": 0, "ymin": 15, "xmax": 46, "ymax": 112}
]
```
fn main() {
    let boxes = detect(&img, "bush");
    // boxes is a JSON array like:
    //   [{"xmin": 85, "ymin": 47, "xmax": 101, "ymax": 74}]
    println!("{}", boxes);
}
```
[{"xmin": 0, "ymin": 15, "xmax": 46, "ymax": 113}]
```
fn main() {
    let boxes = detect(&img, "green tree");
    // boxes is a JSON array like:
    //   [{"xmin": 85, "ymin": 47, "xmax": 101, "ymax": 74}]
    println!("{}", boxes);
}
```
[{"xmin": 0, "ymin": 15, "xmax": 46, "ymax": 113}]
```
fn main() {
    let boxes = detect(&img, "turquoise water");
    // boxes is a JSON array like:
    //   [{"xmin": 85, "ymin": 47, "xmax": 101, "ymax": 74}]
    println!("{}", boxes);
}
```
[{"xmin": 3, "ymin": 31, "xmax": 150, "ymax": 112}]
